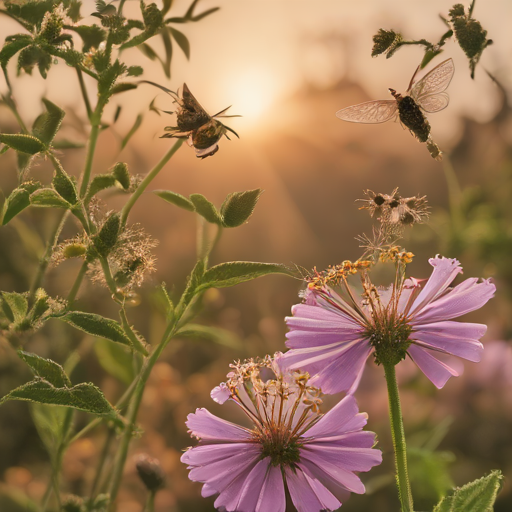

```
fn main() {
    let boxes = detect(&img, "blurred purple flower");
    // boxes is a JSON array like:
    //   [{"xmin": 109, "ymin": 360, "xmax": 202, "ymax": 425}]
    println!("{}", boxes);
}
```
[
  {"xmin": 181, "ymin": 354, "xmax": 382, "ymax": 512},
  {"xmin": 281, "ymin": 256, "xmax": 495, "ymax": 393}
]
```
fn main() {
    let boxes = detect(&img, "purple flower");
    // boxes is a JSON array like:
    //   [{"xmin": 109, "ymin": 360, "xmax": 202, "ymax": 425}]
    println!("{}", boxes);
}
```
[
  {"xmin": 280, "ymin": 256, "xmax": 496, "ymax": 393},
  {"xmin": 181, "ymin": 354, "xmax": 382, "ymax": 512}
]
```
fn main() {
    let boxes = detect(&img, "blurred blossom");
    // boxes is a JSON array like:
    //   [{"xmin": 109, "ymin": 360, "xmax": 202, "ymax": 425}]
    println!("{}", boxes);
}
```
[
  {"xmin": 281, "ymin": 256, "xmax": 495, "ymax": 393},
  {"xmin": 182, "ymin": 353, "xmax": 381, "ymax": 512},
  {"xmin": 468, "ymin": 340, "xmax": 512, "ymax": 388}
]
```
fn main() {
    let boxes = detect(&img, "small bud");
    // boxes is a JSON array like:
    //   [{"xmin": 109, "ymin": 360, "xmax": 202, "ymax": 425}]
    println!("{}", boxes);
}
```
[
  {"xmin": 142, "ymin": 2, "xmax": 164, "ymax": 33},
  {"xmin": 371, "ymin": 29, "xmax": 402, "ymax": 57},
  {"xmin": 39, "ymin": 6, "xmax": 65, "ymax": 44},
  {"xmin": 63, "ymin": 243, "xmax": 87, "ymax": 259},
  {"xmin": 30, "ymin": 288, "xmax": 50, "ymax": 322},
  {"xmin": 135, "ymin": 454, "xmax": 166, "ymax": 492},
  {"xmin": 112, "ymin": 162, "xmax": 130, "ymax": 189},
  {"xmin": 61, "ymin": 495, "xmax": 85, "ymax": 512},
  {"xmin": 93, "ymin": 213, "xmax": 121, "ymax": 257},
  {"xmin": 220, "ymin": 189, "xmax": 263, "ymax": 228}
]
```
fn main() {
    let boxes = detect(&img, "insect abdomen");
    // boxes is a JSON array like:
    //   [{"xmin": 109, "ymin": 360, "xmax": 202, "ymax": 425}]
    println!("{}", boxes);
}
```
[{"xmin": 397, "ymin": 96, "xmax": 430, "ymax": 143}]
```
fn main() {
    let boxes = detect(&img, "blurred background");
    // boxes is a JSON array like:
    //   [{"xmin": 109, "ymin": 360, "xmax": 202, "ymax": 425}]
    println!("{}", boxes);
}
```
[{"xmin": 1, "ymin": 0, "xmax": 512, "ymax": 510}]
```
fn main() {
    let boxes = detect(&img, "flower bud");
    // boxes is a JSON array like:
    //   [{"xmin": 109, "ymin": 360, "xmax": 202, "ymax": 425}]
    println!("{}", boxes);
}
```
[{"xmin": 135, "ymin": 454, "xmax": 166, "ymax": 492}]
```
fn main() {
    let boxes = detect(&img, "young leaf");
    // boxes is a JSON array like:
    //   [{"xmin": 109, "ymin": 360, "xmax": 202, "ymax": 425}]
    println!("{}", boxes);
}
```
[
  {"xmin": 94, "ymin": 339, "xmax": 135, "ymax": 385},
  {"xmin": 0, "ymin": 379, "xmax": 120, "ymax": 418},
  {"xmin": 112, "ymin": 162, "xmax": 131, "ymax": 189},
  {"xmin": 31, "ymin": 98, "xmax": 65, "ymax": 146},
  {"xmin": 121, "ymin": 113, "xmax": 143, "ymax": 149},
  {"xmin": 0, "ymin": 133, "xmax": 45, "ymax": 154},
  {"xmin": 189, "ymin": 194, "xmax": 222, "ymax": 224},
  {"xmin": 180, "ymin": 259, "xmax": 205, "ymax": 310},
  {"xmin": 31, "ymin": 402, "xmax": 68, "ymax": 454},
  {"xmin": 111, "ymin": 82, "xmax": 138, "ymax": 95},
  {"xmin": 18, "ymin": 351, "xmax": 71, "ymax": 388},
  {"xmin": 0, "ymin": 34, "xmax": 33, "ymax": 67},
  {"xmin": 1, "ymin": 291, "xmax": 28, "ymax": 323},
  {"xmin": 67, "ymin": 25, "xmax": 107, "ymax": 52},
  {"xmin": 154, "ymin": 190, "xmax": 195, "ymax": 211},
  {"xmin": 86, "ymin": 174, "xmax": 118, "ymax": 201},
  {"xmin": 177, "ymin": 323, "xmax": 240, "ymax": 349},
  {"xmin": 198, "ymin": 262, "xmax": 294, "ymax": 291},
  {"xmin": 220, "ymin": 189, "xmax": 262, "ymax": 228},
  {"xmin": 52, "ymin": 165, "xmax": 77, "ymax": 204},
  {"xmin": 93, "ymin": 213, "xmax": 121, "ymax": 256},
  {"xmin": 169, "ymin": 27, "xmax": 190, "ymax": 59},
  {"xmin": 30, "ymin": 188, "xmax": 71, "ymax": 208},
  {"xmin": 1, "ymin": 182, "xmax": 41, "ymax": 225},
  {"xmin": 60, "ymin": 311, "xmax": 132, "ymax": 347},
  {"xmin": 434, "ymin": 470, "xmax": 503, "ymax": 512}
]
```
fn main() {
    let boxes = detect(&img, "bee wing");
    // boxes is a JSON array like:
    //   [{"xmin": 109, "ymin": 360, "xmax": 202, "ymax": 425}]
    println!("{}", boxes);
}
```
[
  {"xmin": 336, "ymin": 100, "xmax": 398, "ymax": 124},
  {"xmin": 416, "ymin": 92, "xmax": 450, "ymax": 113},
  {"xmin": 411, "ymin": 58, "xmax": 455, "ymax": 100}
]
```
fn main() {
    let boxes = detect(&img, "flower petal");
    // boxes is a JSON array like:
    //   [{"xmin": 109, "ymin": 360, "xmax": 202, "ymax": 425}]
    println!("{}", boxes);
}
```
[
  {"xmin": 286, "ymin": 466, "xmax": 340, "ymax": 512},
  {"xmin": 411, "ymin": 321, "xmax": 486, "ymax": 362},
  {"xmin": 181, "ymin": 443, "xmax": 260, "ymax": 467},
  {"xmin": 255, "ymin": 465, "xmax": 286, "ymax": 512},
  {"xmin": 409, "ymin": 256, "xmax": 462, "ymax": 315},
  {"xmin": 185, "ymin": 408, "xmax": 253, "ymax": 442},
  {"xmin": 236, "ymin": 459, "xmax": 272, "ymax": 512},
  {"xmin": 408, "ymin": 344, "xmax": 460, "ymax": 388},
  {"xmin": 412, "ymin": 278, "xmax": 495, "ymax": 324}
]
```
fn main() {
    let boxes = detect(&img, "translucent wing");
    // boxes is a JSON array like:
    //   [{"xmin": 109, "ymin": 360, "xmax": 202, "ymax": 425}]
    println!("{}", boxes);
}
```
[
  {"xmin": 336, "ymin": 100, "xmax": 398, "ymax": 124},
  {"xmin": 410, "ymin": 58, "xmax": 455, "ymax": 101},
  {"xmin": 416, "ymin": 92, "xmax": 450, "ymax": 113}
]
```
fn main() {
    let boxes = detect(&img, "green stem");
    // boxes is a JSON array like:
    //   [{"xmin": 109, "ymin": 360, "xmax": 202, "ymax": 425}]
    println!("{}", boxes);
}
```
[
  {"xmin": 383, "ymin": 362, "xmax": 414, "ymax": 512},
  {"xmin": 90, "ymin": 427, "xmax": 116, "ymax": 500},
  {"xmin": 144, "ymin": 492, "xmax": 156, "ymax": 512},
  {"xmin": 80, "ymin": 122, "xmax": 100, "ymax": 198},
  {"xmin": 120, "ymin": 139, "xmax": 184, "ymax": 228},
  {"xmin": 67, "ymin": 260, "xmax": 89, "ymax": 308},
  {"xmin": 441, "ymin": 156, "xmax": 463, "ymax": 230},
  {"xmin": 76, "ymin": 68, "xmax": 92, "ymax": 120}
]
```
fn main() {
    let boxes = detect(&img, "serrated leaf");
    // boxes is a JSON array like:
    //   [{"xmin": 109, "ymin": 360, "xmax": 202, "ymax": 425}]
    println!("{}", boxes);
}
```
[
  {"xmin": 18, "ymin": 351, "xmax": 71, "ymax": 388},
  {"xmin": 1, "ymin": 292, "xmax": 28, "ymax": 323},
  {"xmin": 220, "ymin": 189, "xmax": 262, "ymax": 228},
  {"xmin": 169, "ymin": 27, "xmax": 189, "ymax": 59},
  {"xmin": 86, "ymin": 174, "xmax": 117, "ymax": 201},
  {"xmin": 434, "ymin": 470, "xmax": 503, "ymax": 512},
  {"xmin": 94, "ymin": 339, "xmax": 135, "ymax": 385},
  {"xmin": 0, "ymin": 34, "xmax": 33, "ymax": 66},
  {"xmin": 198, "ymin": 262, "xmax": 294, "ymax": 291},
  {"xmin": 30, "ymin": 188, "xmax": 71, "ymax": 208},
  {"xmin": 189, "ymin": 193, "xmax": 222, "ymax": 224},
  {"xmin": 52, "ymin": 165, "xmax": 77, "ymax": 204},
  {"xmin": 31, "ymin": 98, "xmax": 65, "ymax": 146},
  {"xmin": 0, "ymin": 379, "xmax": 119, "ymax": 419},
  {"xmin": 2, "ymin": 188, "xmax": 30, "ymax": 225},
  {"xmin": 154, "ymin": 190, "xmax": 195, "ymax": 211},
  {"xmin": 68, "ymin": 24, "xmax": 106, "ymax": 52},
  {"xmin": 121, "ymin": 113, "xmax": 143, "ymax": 149},
  {"xmin": 60, "ymin": 311, "xmax": 132, "ymax": 347},
  {"xmin": 178, "ymin": 323, "xmax": 240, "ymax": 349},
  {"xmin": 0, "ymin": 133, "xmax": 45, "ymax": 154}
]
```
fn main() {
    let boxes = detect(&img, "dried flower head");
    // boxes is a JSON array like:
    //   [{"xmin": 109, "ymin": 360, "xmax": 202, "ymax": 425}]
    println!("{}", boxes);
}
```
[{"xmin": 182, "ymin": 353, "xmax": 382, "ymax": 512}]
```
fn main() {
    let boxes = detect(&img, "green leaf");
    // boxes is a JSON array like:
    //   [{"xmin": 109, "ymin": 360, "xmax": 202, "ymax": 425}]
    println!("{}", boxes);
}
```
[
  {"xmin": 52, "ymin": 165, "xmax": 77, "ymax": 204},
  {"xmin": 198, "ymin": 262, "xmax": 294, "ymax": 291},
  {"xmin": 1, "ymin": 182, "xmax": 41, "ymax": 225},
  {"xmin": 0, "ymin": 34, "xmax": 33, "ymax": 66},
  {"xmin": 0, "ymin": 133, "xmax": 45, "ymax": 154},
  {"xmin": 160, "ymin": 26, "xmax": 173, "ymax": 78},
  {"xmin": 180, "ymin": 258, "xmax": 205, "ymax": 309},
  {"xmin": 112, "ymin": 162, "xmax": 130, "ymax": 189},
  {"xmin": 220, "ymin": 189, "xmax": 262, "ymax": 228},
  {"xmin": 169, "ymin": 27, "xmax": 190, "ymax": 59},
  {"xmin": 434, "ymin": 470, "xmax": 503, "ymax": 512},
  {"xmin": 30, "ymin": 402, "xmax": 68, "ymax": 454},
  {"xmin": 0, "ymin": 379, "xmax": 119, "ymax": 418},
  {"xmin": 121, "ymin": 113, "xmax": 143, "ymax": 149},
  {"xmin": 127, "ymin": 65, "xmax": 143, "ymax": 77},
  {"xmin": 1, "ymin": 291, "xmax": 28, "ymax": 323},
  {"xmin": 154, "ymin": 190, "xmax": 195, "ymax": 211},
  {"xmin": 31, "ymin": 98, "xmax": 65, "ymax": 146},
  {"xmin": 18, "ymin": 351, "xmax": 71, "ymax": 388},
  {"xmin": 52, "ymin": 139, "xmax": 85, "ymax": 149},
  {"xmin": 67, "ymin": 24, "xmax": 106, "ymax": 52},
  {"xmin": 60, "ymin": 311, "xmax": 132, "ymax": 347},
  {"xmin": 178, "ymin": 323, "xmax": 240, "ymax": 349},
  {"xmin": 189, "ymin": 193, "xmax": 222, "ymax": 224},
  {"xmin": 110, "ymin": 82, "xmax": 138, "ymax": 95},
  {"xmin": 86, "ymin": 174, "xmax": 117, "ymax": 201},
  {"xmin": 30, "ymin": 188, "xmax": 71, "ymax": 208},
  {"xmin": 94, "ymin": 339, "xmax": 135, "ymax": 385},
  {"xmin": 93, "ymin": 212, "xmax": 120, "ymax": 256}
]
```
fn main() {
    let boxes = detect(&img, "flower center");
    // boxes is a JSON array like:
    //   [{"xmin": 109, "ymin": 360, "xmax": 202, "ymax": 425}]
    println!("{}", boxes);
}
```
[
  {"xmin": 259, "ymin": 429, "xmax": 302, "ymax": 467},
  {"xmin": 366, "ymin": 316, "xmax": 412, "ymax": 366}
]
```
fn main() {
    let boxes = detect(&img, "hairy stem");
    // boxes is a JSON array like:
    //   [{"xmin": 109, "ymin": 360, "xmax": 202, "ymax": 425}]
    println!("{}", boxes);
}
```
[
  {"xmin": 76, "ymin": 68, "xmax": 92, "ymax": 120},
  {"xmin": 120, "ymin": 139, "xmax": 184, "ymax": 228},
  {"xmin": 383, "ymin": 362, "xmax": 414, "ymax": 512},
  {"xmin": 67, "ymin": 260, "xmax": 89, "ymax": 308}
]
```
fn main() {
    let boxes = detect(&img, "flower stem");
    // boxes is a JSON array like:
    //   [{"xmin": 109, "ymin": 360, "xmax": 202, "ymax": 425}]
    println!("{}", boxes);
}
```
[
  {"xmin": 383, "ymin": 362, "xmax": 414, "ymax": 512},
  {"xmin": 67, "ymin": 260, "xmax": 89, "ymax": 308},
  {"xmin": 120, "ymin": 139, "xmax": 184, "ymax": 228}
]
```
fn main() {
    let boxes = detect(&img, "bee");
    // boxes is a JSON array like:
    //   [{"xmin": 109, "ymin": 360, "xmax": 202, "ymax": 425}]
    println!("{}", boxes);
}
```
[
  {"xmin": 336, "ymin": 58, "xmax": 455, "ymax": 160},
  {"xmin": 141, "ymin": 81, "xmax": 239, "ymax": 159}
]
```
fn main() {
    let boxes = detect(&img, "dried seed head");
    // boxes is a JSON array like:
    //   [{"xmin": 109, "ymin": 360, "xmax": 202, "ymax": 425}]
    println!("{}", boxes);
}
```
[
  {"xmin": 135, "ymin": 454, "xmax": 166, "ymax": 492},
  {"xmin": 371, "ymin": 29, "xmax": 403, "ymax": 57}
]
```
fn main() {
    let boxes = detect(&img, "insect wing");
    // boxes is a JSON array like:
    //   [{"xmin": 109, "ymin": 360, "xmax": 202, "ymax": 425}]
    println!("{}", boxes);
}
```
[
  {"xmin": 336, "ymin": 100, "xmax": 398, "ymax": 124},
  {"xmin": 410, "ymin": 58, "xmax": 455, "ymax": 100},
  {"xmin": 178, "ymin": 83, "xmax": 211, "ymax": 131},
  {"xmin": 416, "ymin": 92, "xmax": 450, "ymax": 113}
]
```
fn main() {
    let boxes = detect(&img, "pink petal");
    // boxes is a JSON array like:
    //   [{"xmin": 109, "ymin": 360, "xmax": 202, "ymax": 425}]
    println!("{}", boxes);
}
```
[
  {"xmin": 306, "ymin": 395, "xmax": 368, "ymax": 438},
  {"xmin": 286, "ymin": 466, "xmax": 340, "ymax": 512},
  {"xmin": 236, "ymin": 459, "xmax": 272, "ymax": 512},
  {"xmin": 201, "ymin": 484, "xmax": 217, "ymax": 498},
  {"xmin": 255, "ymin": 465, "xmax": 286, "ymax": 512},
  {"xmin": 302, "ymin": 443, "xmax": 382, "ymax": 473},
  {"xmin": 307, "ymin": 341, "xmax": 373, "ymax": 394},
  {"xmin": 412, "ymin": 278, "xmax": 495, "ymax": 324},
  {"xmin": 211, "ymin": 383, "xmax": 231, "ymax": 404},
  {"xmin": 312, "ymin": 430, "xmax": 377, "ymax": 448},
  {"xmin": 409, "ymin": 256, "xmax": 462, "ymax": 315},
  {"xmin": 185, "ymin": 408, "xmax": 253, "ymax": 442},
  {"xmin": 411, "ymin": 321, "xmax": 485, "ymax": 362},
  {"xmin": 408, "ymin": 344, "xmax": 460, "ymax": 388},
  {"xmin": 213, "ymin": 463, "xmax": 256, "ymax": 511},
  {"xmin": 181, "ymin": 443, "xmax": 260, "ymax": 467},
  {"xmin": 286, "ymin": 328, "xmax": 363, "ymax": 348}
]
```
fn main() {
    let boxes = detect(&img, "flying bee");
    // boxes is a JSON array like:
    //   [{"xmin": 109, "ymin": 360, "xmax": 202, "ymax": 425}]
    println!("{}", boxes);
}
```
[
  {"xmin": 336, "ymin": 58, "xmax": 455, "ymax": 160},
  {"xmin": 141, "ymin": 81, "xmax": 239, "ymax": 159}
]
